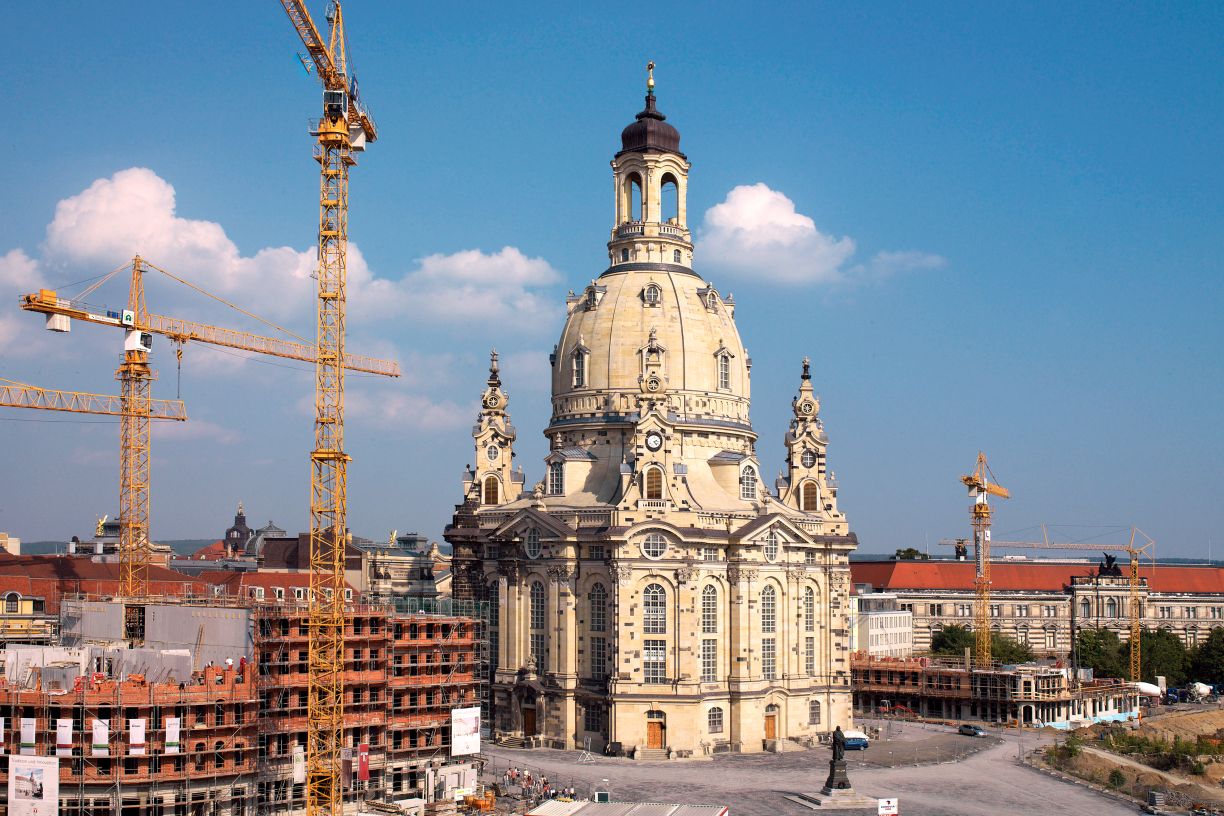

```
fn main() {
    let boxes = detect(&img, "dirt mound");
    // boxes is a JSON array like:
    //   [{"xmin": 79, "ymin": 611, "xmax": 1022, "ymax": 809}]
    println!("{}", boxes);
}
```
[{"xmin": 1138, "ymin": 708, "xmax": 1224, "ymax": 742}]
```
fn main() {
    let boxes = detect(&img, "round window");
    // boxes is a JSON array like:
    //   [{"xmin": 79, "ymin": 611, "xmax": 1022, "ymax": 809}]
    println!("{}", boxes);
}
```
[
  {"xmin": 801, "ymin": 449, "xmax": 817, "ymax": 468},
  {"xmin": 641, "ymin": 532, "xmax": 667, "ymax": 559},
  {"xmin": 486, "ymin": 444, "xmax": 500, "ymax": 461},
  {"xmin": 763, "ymin": 530, "xmax": 780, "ymax": 562},
  {"xmin": 524, "ymin": 528, "xmax": 542, "ymax": 559}
]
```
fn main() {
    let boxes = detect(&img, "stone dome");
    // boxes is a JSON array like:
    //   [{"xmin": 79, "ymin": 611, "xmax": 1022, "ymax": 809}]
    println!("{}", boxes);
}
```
[
  {"xmin": 550, "ymin": 266, "xmax": 750, "ymax": 432},
  {"xmin": 618, "ymin": 94, "xmax": 683, "ymax": 157}
]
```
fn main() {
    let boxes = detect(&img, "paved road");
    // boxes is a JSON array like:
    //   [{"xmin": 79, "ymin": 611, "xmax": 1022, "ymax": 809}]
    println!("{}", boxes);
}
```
[{"xmin": 484, "ymin": 725, "xmax": 1139, "ymax": 816}]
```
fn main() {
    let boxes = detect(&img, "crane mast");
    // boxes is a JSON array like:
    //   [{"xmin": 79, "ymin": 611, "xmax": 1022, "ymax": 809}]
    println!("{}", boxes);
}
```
[
  {"xmin": 119, "ymin": 257, "xmax": 154, "ymax": 596},
  {"xmin": 961, "ymin": 452, "xmax": 1009, "ymax": 666},
  {"xmin": 280, "ymin": 3, "xmax": 379, "ymax": 813}
]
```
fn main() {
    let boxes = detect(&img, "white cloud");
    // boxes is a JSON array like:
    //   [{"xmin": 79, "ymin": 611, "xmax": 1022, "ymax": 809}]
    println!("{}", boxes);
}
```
[
  {"xmin": 697, "ymin": 183, "xmax": 944, "ymax": 285},
  {"xmin": 153, "ymin": 418, "xmax": 240, "ymax": 445},
  {"xmin": 345, "ymin": 389, "xmax": 472, "ymax": 432}
]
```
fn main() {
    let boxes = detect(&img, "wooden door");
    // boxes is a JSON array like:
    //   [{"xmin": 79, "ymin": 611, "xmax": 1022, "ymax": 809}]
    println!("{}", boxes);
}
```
[
  {"xmin": 764, "ymin": 714, "xmax": 777, "ymax": 741},
  {"xmin": 523, "ymin": 707, "xmax": 537, "ymax": 736},
  {"xmin": 646, "ymin": 721, "xmax": 664, "ymax": 749}
]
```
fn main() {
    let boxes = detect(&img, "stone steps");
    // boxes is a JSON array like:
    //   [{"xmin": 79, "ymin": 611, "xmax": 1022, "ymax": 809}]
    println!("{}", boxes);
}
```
[{"xmin": 636, "ymin": 747, "xmax": 669, "ymax": 761}]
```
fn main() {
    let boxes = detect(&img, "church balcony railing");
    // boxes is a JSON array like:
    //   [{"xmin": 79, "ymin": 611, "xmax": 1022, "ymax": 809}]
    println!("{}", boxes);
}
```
[
  {"xmin": 615, "ymin": 221, "xmax": 645, "ymax": 238},
  {"xmin": 658, "ymin": 223, "xmax": 686, "ymax": 238},
  {"xmin": 575, "ymin": 510, "xmax": 615, "ymax": 527},
  {"xmin": 636, "ymin": 500, "xmax": 668, "ymax": 511}
]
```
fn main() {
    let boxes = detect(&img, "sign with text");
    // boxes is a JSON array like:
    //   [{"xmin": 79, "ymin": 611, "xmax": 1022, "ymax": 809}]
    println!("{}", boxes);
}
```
[
  {"xmin": 8, "ymin": 754, "xmax": 58, "ymax": 816},
  {"xmin": 450, "ymin": 706, "xmax": 481, "ymax": 756},
  {"xmin": 19, "ymin": 718, "xmax": 35, "ymax": 755},
  {"xmin": 165, "ymin": 717, "xmax": 180, "ymax": 754},
  {"xmin": 91, "ymin": 719, "xmax": 109, "ymax": 757},
  {"xmin": 129, "ymin": 719, "xmax": 146, "ymax": 755},
  {"xmin": 878, "ymin": 798, "xmax": 899, "ymax": 815},
  {"xmin": 55, "ymin": 720, "xmax": 72, "ymax": 757}
]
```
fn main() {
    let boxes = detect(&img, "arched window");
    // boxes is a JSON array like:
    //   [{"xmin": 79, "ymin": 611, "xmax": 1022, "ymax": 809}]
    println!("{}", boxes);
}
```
[
  {"xmin": 801, "ymin": 481, "xmax": 819, "ymax": 512},
  {"xmin": 643, "ymin": 284, "xmax": 661, "ymax": 305},
  {"xmin": 589, "ymin": 583, "xmax": 607, "ymax": 632},
  {"xmin": 572, "ymin": 349, "xmax": 587, "ymax": 388},
  {"xmin": 214, "ymin": 700, "xmax": 226, "ymax": 726},
  {"xmin": 804, "ymin": 586, "xmax": 816, "ymax": 632},
  {"xmin": 701, "ymin": 585, "xmax": 718, "ymax": 634},
  {"xmin": 641, "ymin": 533, "xmax": 666, "ymax": 559},
  {"xmin": 643, "ymin": 584, "xmax": 666, "ymax": 634},
  {"xmin": 761, "ymin": 585, "xmax": 777, "ymax": 634},
  {"xmin": 1079, "ymin": 598, "xmax": 1091, "ymax": 619},
  {"xmin": 194, "ymin": 743, "xmax": 206, "ymax": 771},
  {"xmin": 673, "ymin": 249, "xmax": 682, "ymax": 263},
  {"xmin": 809, "ymin": 699, "xmax": 822, "ymax": 725},
  {"xmin": 740, "ymin": 466, "xmax": 758, "ymax": 500},
  {"xmin": 644, "ymin": 467, "xmax": 664, "ymax": 500},
  {"xmin": 530, "ymin": 581, "xmax": 546, "ymax": 667},
  {"xmin": 482, "ymin": 475, "xmax": 499, "ymax": 505},
  {"xmin": 661, "ymin": 174, "xmax": 679, "ymax": 223},
  {"xmin": 548, "ymin": 461, "xmax": 564, "ymax": 495},
  {"xmin": 708, "ymin": 706, "xmax": 724, "ymax": 734},
  {"xmin": 624, "ymin": 172, "xmax": 643, "ymax": 222},
  {"xmin": 214, "ymin": 740, "xmax": 225, "ymax": 768},
  {"xmin": 763, "ymin": 529, "xmax": 779, "ymax": 561},
  {"xmin": 4, "ymin": 593, "xmax": 18, "ymax": 613},
  {"xmin": 1106, "ymin": 598, "xmax": 1119, "ymax": 619},
  {"xmin": 718, "ymin": 353, "xmax": 731, "ymax": 390},
  {"xmin": 621, "ymin": 248, "xmax": 630, "ymax": 262}
]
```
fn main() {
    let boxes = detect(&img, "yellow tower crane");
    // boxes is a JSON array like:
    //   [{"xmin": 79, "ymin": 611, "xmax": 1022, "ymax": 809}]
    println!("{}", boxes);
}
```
[
  {"xmin": 941, "ymin": 526, "xmax": 1155, "ymax": 681},
  {"xmin": 961, "ymin": 452, "xmax": 1010, "ymax": 666},
  {"xmin": 279, "ymin": 3, "xmax": 378, "ymax": 813},
  {"xmin": 0, "ymin": 376, "xmax": 185, "ymax": 598},
  {"xmin": 20, "ymin": 256, "xmax": 398, "ymax": 601}
]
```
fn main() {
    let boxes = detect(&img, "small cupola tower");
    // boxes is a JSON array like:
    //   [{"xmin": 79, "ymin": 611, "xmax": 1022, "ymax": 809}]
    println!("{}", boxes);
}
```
[
  {"xmin": 779, "ymin": 358, "xmax": 846, "ymax": 530},
  {"xmin": 463, "ymin": 350, "xmax": 524, "ymax": 506},
  {"xmin": 609, "ymin": 61, "xmax": 693, "ymax": 269}
]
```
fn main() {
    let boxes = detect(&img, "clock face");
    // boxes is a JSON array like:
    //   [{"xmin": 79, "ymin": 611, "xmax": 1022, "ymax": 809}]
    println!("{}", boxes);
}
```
[
  {"xmin": 486, "ymin": 444, "xmax": 500, "ymax": 461},
  {"xmin": 800, "ymin": 400, "xmax": 814, "ymax": 415},
  {"xmin": 645, "ymin": 375, "xmax": 662, "ymax": 393},
  {"xmin": 645, "ymin": 432, "xmax": 663, "ymax": 452},
  {"xmin": 484, "ymin": 392, "xmax": 501, "ymax": 408},
  {"xmin": 801, "ymin": 450, "xmax": 817, "ymax": 468}
]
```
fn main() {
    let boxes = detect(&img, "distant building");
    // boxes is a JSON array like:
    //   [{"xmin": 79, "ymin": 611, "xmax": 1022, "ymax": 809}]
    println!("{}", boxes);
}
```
[
  {"xmin": 0, "ymin": 532, "xmax": 21, "ymax": 555},
  {"xmin": 353, "ymin": 532, "xmax": 443, "ymax": 603},
  {"xmin": 852, "ymin": 558, "xmax": 1224, "ymax": 655},
  {"xmin": 854, "ymin": 585, "xmax": 913, "ymax": 658},
  {"xmin": 852, "ymin": 653, "xmax": 1139, "ymax": 728},
  {"xmin": 223, "ymin": 501, "xmax": 254, "ymax": 556}
]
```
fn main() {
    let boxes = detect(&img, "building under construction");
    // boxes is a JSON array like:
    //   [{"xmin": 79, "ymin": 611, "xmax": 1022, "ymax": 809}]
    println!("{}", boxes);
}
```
[
  {"xmin": 851, "ymin": 652, "xmax": 1139, "ymax": 728},
  {"xmin": 0, "ymin": 592, "xmax": 487, "ymax": 816}
]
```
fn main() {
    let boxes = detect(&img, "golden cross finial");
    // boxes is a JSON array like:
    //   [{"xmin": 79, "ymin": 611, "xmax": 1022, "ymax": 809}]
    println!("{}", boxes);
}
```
[{"xmin": 647, "ymin": 60, "xmax": 655, "ymax": 94}]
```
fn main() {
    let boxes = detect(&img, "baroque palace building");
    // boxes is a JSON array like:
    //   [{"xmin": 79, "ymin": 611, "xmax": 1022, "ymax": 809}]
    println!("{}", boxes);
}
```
[{"xmin": 447, "ymin": 70, "xmax": 859, "ymax": 757}]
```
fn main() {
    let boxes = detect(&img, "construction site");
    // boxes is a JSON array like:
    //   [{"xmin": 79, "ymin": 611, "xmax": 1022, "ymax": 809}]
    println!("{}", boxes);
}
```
[{"xmin": 0, "ymin": 3, "xmax": 496, "ymax": 815}]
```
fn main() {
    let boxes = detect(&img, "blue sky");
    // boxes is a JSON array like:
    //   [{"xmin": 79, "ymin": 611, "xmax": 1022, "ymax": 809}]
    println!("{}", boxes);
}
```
[{"xmin": 3, "ymin": 2, "xmax": 1221, "ymax": 558}]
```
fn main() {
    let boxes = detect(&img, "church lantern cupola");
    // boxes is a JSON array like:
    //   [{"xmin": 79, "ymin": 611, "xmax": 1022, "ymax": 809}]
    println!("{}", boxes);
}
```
[{"xmin": 609, "ymin": 62, "xmax": 693, "ymax": 269}]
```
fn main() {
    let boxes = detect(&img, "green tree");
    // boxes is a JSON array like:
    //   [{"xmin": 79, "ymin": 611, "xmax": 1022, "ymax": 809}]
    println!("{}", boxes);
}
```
[
  {"xmin": 894, "ymin": 547, "xmax": 928, "ymax": 560},
  {"xmin": 991, "ymin": 632, "xmax": 1034, "ymax": 664},
  {"xmin": 1108, "ymin": 769, "xmax": 1126, "ymax": 789},
  {"xmin": 1137, "ymin": 628, "xmax": 1191, "ymax": 686},
  {"xmin": 1076, "ymin": 627, "xmax": 1126, "ymax": 679},
  {"xmin": 931, "ymin": 624, "xmax": 975, "ymax": 656},
  {"xmin": 1189, "ymin": 627, "xmax": 1224, "ymax": 685}
]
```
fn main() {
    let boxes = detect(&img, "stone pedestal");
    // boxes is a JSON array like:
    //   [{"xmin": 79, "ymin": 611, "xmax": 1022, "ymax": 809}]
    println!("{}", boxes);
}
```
[{"xmin": 822, "ymin": 759, "xmax": 851, "ymax": 792}]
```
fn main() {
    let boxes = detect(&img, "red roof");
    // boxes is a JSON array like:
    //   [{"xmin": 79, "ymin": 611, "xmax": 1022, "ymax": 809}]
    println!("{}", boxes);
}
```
[
  {"xmin": 191, "ymin": 541, "xmax": 229, "ymax": 561},
  {"xmin": 851, "ymin": 560, "xmax": 1224, "ymax": 594}
]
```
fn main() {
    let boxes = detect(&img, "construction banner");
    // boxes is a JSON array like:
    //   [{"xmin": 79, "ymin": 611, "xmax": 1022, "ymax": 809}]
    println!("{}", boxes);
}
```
[
  {"xmin": 55, "ymin": 719, "xmax": 73, "ymax": 757},
  {"xmin": 91, "ymin": 719, "xmax": 109, "ymax": 757},
  {"xmin": 450, "ymin": 706, "xmax": 481, "ymax": 756},
  {"xmin": 358, "ymin": 743, "xmax": 370, "ymax": 781},
  {"xmin": 291, "ymin": 745, "xmax": 306, "ymax": 784},
  {"xmin": 19, "ymin": 718, "xmax": 35, "ymax": 756},
  {"xmin": 164, "ymin": 717, "xmax": 180, "ymax": 754},
  {"xmin": 341, "ymin": 746, "xmax": 353, "ymax": 788},
  {"xmin": 129, "ymin": 719, "xmax": 146, "ymax": 756},
  {"xmin": 0, "ymin": 716, "xmax": 6, "ymax": 755},
  {"xmin": 8, "ymin": 754, "xmax": 57, "ymax": 816}
]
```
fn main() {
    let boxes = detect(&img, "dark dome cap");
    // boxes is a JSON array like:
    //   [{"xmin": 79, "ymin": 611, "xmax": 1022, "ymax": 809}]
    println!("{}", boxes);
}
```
[{"xmin": 618, "ymin": 93, "xmax": 684, "ymax": 157}]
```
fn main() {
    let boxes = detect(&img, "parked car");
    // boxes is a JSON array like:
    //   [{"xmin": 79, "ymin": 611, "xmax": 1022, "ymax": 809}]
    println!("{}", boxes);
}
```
[
  {"xmin": 958, "ymin": 724, "xmax": 988, "ymax": 737},
  {"xmin": 842, "ymin": 729, "xmax": 871, "ymax": 750}
]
